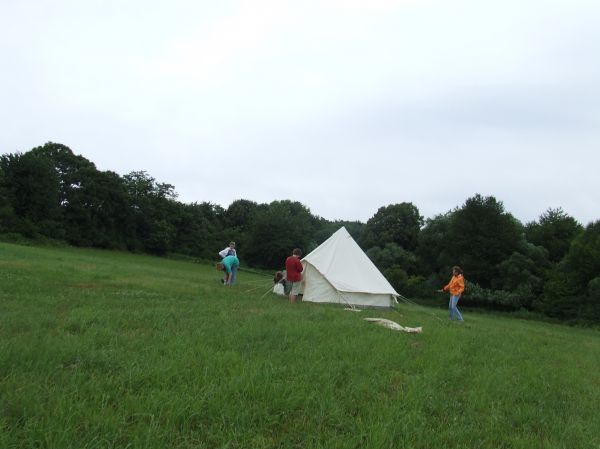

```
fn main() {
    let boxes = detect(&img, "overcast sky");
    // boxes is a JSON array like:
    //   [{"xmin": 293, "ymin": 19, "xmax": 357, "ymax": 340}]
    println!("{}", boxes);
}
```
[{"xmin": 1, "ymin": 0, "xmax": 599, "ymax": 225}]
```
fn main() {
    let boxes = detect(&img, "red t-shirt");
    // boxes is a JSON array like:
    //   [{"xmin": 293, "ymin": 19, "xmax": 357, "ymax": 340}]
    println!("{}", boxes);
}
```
[{"xmin": 285, "ymin": 256, "xmax": 303, "ymax": 282}]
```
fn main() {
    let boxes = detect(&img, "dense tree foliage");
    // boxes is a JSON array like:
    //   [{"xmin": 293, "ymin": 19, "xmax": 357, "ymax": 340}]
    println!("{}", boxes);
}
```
[
  {"xmin": 170, "ymin": 202, "xmax": 224, "ymax": 260},
  {"xmin": 366, "ymin": 243, "xmax": 417, "ymax": 274},
  {"xmin": 1, "ymin": 142, "xmax": 597, "ymax": 322},
  {"xmin": 416, "ymin": 212, "xmax": 454, "ymax": 281},
  {"xmin": 0, "ymin": 165, "xmax": 15, "ymax": 233},
  {"xmin": 0, "ymin": 150, "xmax": 62, "ymax": 238},
  {"xmin": 525, "ymin": 208, "xmax": 583, "ymax": 263},
  {"xmin": 244, "ymin": 200, "xmax": 317, "ymax": 268},
  {"xmin": 360, "ymin": 202, "xmax": 423, "ymax": 251},
  {"xmin": 446, "ymin": 194, "xmax": 523, "ymax": 288},
  {"xmin": 540, "ymin": 221, "xmax": 600, "ymax": 321}
]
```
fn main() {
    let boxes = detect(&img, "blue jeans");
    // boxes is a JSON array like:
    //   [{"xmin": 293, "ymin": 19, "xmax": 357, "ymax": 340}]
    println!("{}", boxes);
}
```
[
  {"xmin": 449, "ymin": 295, "xmax": 463, "ymax": 321},
  {"xmin": 229, "ymin": 264, "xmax": 238, "ymax": 285}
]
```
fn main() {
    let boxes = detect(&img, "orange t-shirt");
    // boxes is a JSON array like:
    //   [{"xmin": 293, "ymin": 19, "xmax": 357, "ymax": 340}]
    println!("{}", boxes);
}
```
[{"xmin": 443, "ymin": 274, "xmax": 465, "ymax": 296}]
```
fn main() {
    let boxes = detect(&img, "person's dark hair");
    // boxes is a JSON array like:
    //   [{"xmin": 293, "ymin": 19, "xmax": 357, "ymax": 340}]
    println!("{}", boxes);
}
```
[
  {"xmin": 292, "ymin": 248, "xmax": 302, "ymax": 257},
  {"xmin": 452, "ymin": 265, "xmax": 463, "ymax": 275}
]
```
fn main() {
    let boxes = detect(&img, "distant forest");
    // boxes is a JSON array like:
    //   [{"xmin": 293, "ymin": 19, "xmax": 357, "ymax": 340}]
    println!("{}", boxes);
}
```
[{"xmin": 1, "ymin": 142, "xmax": 599, "ymax": 322}]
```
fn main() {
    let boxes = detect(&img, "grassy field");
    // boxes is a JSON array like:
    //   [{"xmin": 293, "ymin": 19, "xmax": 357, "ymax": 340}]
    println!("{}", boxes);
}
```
[{"xmin": 1, "ymin": 242, "xmax": 599, "ymax": 449}]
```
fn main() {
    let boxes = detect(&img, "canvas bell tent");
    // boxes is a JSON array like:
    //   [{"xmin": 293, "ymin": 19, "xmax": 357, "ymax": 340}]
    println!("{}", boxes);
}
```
[{"xmin": 301, "ymin": 227, "xmax": 399, "ymax": 308}]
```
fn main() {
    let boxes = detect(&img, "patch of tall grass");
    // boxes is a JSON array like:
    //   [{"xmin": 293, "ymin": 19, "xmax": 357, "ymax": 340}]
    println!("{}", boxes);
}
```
[{"xmin": 1, "ymin": 242, "xmax": 599, "ymax": 448}]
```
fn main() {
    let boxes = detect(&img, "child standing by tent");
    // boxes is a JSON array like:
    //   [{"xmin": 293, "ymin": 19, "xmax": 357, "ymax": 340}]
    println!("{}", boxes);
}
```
[
  {"xmin": 439, "ymin": 266, "xmax": 465, "ymax": 322},
  {"xmin": 285, "ymin": 248, "xmax": 303, "ymax": 304}
]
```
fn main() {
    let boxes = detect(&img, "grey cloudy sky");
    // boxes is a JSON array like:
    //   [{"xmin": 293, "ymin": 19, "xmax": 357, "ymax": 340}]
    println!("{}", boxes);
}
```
[{"xmin": 1, "ymin": 0, "xmax": 599, "ymax": 225}]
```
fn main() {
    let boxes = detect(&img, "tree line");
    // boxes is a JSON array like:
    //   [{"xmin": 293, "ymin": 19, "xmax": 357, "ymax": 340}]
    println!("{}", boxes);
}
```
[{"xmin": 1, "ymin": 142, "xmax": 599, "ymax": 322}]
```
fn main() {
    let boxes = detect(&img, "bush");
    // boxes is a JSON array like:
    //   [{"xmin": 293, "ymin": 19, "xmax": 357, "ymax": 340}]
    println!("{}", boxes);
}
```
[
  {"xmin": 384, "ymin": 266, "xmax": 408, "ymax": 292},
  {"xmin": 403, "ymin": 275, "xmax": 433, "ymax": 298},
  {"xmin": 367, "ymin": 243, "xmax": 417, "ymax": 273},
  {"xmin": 462, "ymin": 281, "xmax": 522, "ymax": 310}
]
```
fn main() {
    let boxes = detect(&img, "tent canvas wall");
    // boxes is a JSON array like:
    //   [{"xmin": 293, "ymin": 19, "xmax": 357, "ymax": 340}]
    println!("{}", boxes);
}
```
[{"xmin": 301, "ymin": 227, "xmax": 399, "ymax": 308}]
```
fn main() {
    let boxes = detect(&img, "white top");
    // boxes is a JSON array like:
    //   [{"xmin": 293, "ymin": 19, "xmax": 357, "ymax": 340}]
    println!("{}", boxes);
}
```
[{"xmin": 219, "ymin": 247, "xmax": 237, "ymax": 258}]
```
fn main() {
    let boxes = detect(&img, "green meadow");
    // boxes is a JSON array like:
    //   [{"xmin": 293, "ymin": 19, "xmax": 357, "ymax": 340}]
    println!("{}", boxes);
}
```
[{"xmin": 1, "ymin": 242, "xmax": 599, "ymax": 449}]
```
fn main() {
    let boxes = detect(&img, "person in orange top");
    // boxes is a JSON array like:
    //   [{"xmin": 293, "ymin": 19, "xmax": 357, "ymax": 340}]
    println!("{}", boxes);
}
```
[{"xmin": 438, "ymin": 266, "xmax": 465, "ymax": 322}]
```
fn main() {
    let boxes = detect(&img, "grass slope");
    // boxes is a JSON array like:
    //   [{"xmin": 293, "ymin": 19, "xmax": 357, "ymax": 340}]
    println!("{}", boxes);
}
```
[{"xmin": 1, "ymin": 242, "xmax": 599, "ymax": 449}]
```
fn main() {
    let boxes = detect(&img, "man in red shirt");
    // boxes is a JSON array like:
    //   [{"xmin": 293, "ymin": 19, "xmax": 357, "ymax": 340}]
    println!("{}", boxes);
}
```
[{"xmin": 285, "ymin": 248, "xmax": 303, "ymax": 304}]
